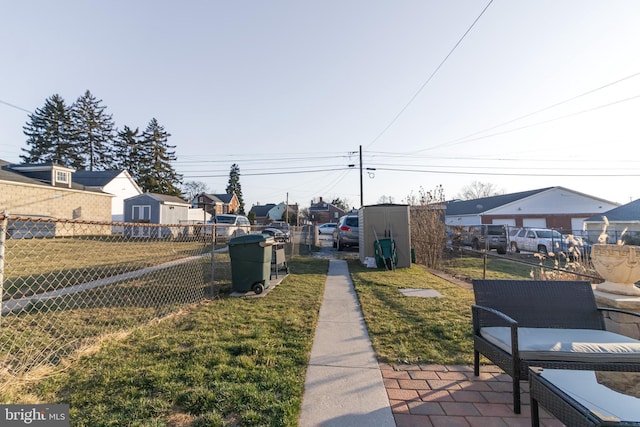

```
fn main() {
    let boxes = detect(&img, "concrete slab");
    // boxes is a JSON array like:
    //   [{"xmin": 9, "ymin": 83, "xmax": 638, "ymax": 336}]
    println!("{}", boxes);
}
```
[
  {"xmin": 398, "ymin": 288, "xmax": 444, "ymax": 298},
  {"xmin": 299, "ymin": 259, "xmax": 395, "ymax": 427},
  {"xmin": 229, "ymin": 274, "xmax": 288, "ymax": 298},
  {"xmin": 301, "ymin": 365, "xmax": 394, "ymax": 427}
]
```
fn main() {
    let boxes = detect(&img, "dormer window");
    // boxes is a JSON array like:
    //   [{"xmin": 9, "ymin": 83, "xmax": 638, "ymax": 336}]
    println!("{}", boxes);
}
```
[{"xmin": 56, "ymin": 170, "xmax": 69, "ymax": 184}]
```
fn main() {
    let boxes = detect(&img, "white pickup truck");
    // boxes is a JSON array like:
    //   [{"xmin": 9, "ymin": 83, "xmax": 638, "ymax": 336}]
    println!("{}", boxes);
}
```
[{"xmin": 509, "ymin": 228, "xmax": 566, "ymax": 255}]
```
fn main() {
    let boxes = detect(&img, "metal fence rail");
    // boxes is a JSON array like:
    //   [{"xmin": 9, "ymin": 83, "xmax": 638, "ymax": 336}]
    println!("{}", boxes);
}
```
[{"xmin": 0, "ymin": 215, "xmax": 310, "ymax": 387}]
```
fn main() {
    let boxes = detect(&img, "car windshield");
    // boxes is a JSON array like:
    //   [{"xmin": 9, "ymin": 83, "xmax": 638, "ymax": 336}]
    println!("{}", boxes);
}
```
[
  {"xmin": 216, "ymin": 215, "xmax": 236, "ymax": 224},
  {"xmin": 487, "ymin": 226, "xmax": 504, "ymax": 236},
  {"xmin": 537, "ymin": 230, "xmax": 562, "ymax": 239}
]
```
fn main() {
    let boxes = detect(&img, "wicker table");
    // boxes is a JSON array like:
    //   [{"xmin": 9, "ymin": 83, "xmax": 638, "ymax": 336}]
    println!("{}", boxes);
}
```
[{"xmin": 529, "ymin": 367, "xmax": 640, "ymax": 426}]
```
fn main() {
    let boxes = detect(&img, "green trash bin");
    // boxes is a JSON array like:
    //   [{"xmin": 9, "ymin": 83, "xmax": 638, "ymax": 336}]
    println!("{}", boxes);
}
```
[{"xmin": 228, "ymin": 234, "xmax": 274, "ymax": 294}]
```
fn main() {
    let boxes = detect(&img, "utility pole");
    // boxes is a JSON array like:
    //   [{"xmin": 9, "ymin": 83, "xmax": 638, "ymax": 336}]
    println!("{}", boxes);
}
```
[{"xmin": 359, "ymin": 145, "xmax": 363, "ymax": 207}]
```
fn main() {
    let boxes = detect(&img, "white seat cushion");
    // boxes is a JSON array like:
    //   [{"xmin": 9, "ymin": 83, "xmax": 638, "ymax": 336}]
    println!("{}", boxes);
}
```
[{"xmin": 480, "ymin": 327, "xmax": 640, "ymax": 362}]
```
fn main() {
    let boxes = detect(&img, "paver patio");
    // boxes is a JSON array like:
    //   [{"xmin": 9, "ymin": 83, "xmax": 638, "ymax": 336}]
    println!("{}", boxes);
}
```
[{"xmin": 381, "ymin": 363, "xmax": 566, "ymax": 426}]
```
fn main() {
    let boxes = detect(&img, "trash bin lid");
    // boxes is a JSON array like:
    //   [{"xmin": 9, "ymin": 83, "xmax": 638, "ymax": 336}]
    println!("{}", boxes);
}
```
[{"xmin": 229, "ymin": 233, "xmax": 274, "ymax": 246}]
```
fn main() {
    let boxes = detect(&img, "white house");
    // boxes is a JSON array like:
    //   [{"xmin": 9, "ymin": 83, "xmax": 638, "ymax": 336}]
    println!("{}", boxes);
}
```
[{"xmin": 73, "ymin": 170, "xmax": 142, "ymax": 222}]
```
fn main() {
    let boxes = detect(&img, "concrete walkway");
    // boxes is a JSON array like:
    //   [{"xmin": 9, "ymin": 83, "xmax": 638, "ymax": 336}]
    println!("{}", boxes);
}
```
[{"xmin": 299, "ymin": 259, "xmax": 395, "ymax": 427}]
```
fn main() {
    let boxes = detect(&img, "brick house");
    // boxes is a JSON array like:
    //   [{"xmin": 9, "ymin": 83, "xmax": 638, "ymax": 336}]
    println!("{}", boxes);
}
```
[
  {"xmin": 192, "ymin": 193, "xmax": 240, "ymax": 216},
  {"xmin": 308, "ymin": 197, "xmax": 346, "ymax": 224},
  {"xmin": 445, "ymin": 186, "xmax": 618, "ymax": 235}
]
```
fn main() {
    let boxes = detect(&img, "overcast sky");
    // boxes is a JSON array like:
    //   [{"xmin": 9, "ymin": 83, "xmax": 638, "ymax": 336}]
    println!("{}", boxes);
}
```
[{"xmin": 2, "ymin": 1, "xmax": 640, "ymax": 209}]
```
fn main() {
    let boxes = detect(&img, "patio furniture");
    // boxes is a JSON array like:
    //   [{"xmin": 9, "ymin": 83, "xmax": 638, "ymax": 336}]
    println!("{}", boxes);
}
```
[
  {"xmin": 472, "ymin": 279, "xmax": 640, "ymax": 414},
  {"xmin": 529, "ymin": 367, "xmax": 640, "ymax": 426}
]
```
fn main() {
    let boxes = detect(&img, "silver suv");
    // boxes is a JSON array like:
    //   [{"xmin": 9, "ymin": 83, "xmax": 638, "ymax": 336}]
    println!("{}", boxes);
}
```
[
  {"xmin": 333, "ymin": 214, "xmax": 359, "ymax": 251},
  {"xmin": 205, "ymin": 214, "xmax": 251, "ymax": 241}
]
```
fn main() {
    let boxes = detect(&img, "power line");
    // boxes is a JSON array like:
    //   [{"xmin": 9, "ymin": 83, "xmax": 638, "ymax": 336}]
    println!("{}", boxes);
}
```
[
  {"xmin": 182, "ymin": 167, "xmax": 351, "ymax": 179},
  {"xmin": 0, "ymin": 99, "xmax": 32, "ymax": 114},
  {"xmin": 365, "ymin": 0, "xmax": 494, "ymax": 150},
  {"xmin": 374, "ymin": 166, "xmax": 640, "ymax": 177},
  {"xmin": 416, "ymin": 70, "xmax": 640, "ymax": 153},
  {"xmin": 425, "ymin": 93, "xmax": 640, "ymax": 149}
]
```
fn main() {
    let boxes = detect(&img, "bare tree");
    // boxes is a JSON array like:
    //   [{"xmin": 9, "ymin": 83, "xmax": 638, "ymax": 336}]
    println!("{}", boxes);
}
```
[
  {"xmin": 406, "ymin": 185, "xmax": 448, "ymax": 268},
  {"xmin": 457, "ymin": 181, "xmax": 503, "ymax": 200},
  {"xmin": 182, "ymin": 180, "xmax": 209, "ymax": 204},
  {"xmin": 377, "ymin": 195, "xmax": 395, "ymax": 204}
]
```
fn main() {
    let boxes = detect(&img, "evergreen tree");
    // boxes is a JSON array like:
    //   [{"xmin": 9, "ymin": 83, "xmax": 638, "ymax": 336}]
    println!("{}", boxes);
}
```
[
  {"xmin": 226, "ymin": 163, "xmax": 245, "ymax": 214},
  {"xmin": 137, "ymin": 118, "xmax": 182, "ymax": 196},
  {"xmin": 71, "ymin": 90, "xmax": 115, "ymax": 171},
  {"xmin": 21, "ymin": 94, "xmax": 82, "ymax": 167},
  {"xmin": 113, "ymin": 126, "xmax": 142, "ymax": 178}
]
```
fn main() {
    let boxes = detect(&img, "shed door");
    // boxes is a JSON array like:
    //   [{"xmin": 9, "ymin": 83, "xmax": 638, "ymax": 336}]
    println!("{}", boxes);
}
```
[{"xmin": 132, "ymin": 205, "xmax": 151, "ymax": 237}]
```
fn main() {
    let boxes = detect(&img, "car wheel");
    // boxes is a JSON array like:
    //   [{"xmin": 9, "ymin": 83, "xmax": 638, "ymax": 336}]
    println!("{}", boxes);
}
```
[
  {"xmin": 538, "ymin": 245, "xmax": 548, "ymax": 255},
  {"xmin": 497, "ymin": 246, "xmax": 507, "ymax": 255}
]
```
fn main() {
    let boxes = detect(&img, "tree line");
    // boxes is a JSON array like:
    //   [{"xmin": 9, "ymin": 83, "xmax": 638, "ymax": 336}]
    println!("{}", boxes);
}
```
[{"xmin": 20, "ymin": 91, "xmax": 182, "ymax": 196}]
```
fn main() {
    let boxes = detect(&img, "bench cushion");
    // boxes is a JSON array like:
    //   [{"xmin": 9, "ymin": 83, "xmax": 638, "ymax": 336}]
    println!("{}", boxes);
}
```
[{"xmin": 481, "ymin": 327, "xmax": 640, "ymax": 362}]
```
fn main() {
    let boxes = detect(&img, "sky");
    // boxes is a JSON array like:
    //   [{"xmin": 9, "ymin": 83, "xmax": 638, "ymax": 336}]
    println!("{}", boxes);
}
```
[{"xmin": 2, "ymin": 1, "xmax": 640, "ymax": 210}]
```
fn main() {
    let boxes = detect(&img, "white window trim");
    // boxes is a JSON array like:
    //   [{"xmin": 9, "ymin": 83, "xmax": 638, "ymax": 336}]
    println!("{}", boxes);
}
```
[{"xmin": 132, "ymin": 205, "xmax": 151, "ymax": 221}]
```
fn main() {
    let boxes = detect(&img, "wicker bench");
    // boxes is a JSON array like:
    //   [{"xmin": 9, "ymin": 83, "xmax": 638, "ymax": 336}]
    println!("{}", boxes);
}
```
[{"xmin": 472, "ymin": 279, "xmax": 640, "ymax": 414}]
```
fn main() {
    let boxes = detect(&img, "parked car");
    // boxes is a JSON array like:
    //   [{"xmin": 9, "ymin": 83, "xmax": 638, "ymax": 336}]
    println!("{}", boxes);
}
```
[
  {"xmin": 562, "ymin": 234, "xmax": 592, "ymax": 260},
  {"xmin": 509, "ymin": 227, "xmax": 565, "ymax": 255},
  {"xmin": 450, "ymin": 224, "xmax": 508, "ymax": 254},
  {"xmin": 206, "ymin": 214, "xmax": 251, "ymax": 241},
  {"xmin": 333, "ymin": 215, "xmax": 359, "ymax": 251},
  {"xmin": 318, "ymin": 222, "xmax": 337, "ymax": 235},
  {"xmin": 267, "ymin": 221, "xmax": 291, "ymax": 241},
  {"xmin": 261, "ymin": 227, "xmax": 287, "ymax": 242}
]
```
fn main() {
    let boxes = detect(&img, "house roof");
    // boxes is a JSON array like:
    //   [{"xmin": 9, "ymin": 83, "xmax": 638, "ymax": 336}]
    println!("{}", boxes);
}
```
[
  {"xmin": 0, "ymin": 160, "xmax": 43, "ymax": 185},
  {"xmin": 0, "ymin": 159, "xmax": 103, "ymax": 193},
  {"xmin": 73, "ymin": 170, "xmax": 124, "ymax": 187},
  {"xmin": 213, "ymin": 193, "xmax": 235, "ymax": 203},
  {"xmin": 250, "ymin": 204, "xmax": 276, "ymax": 217},
  {"xmin": 201, "ymin": 193, "xmax": 235, "ymax": 204},
  {"xmin": 445, "ymin": 188, "xmax": 552, "ymax": 216},
  {"xmin": 585, "ymin": 198, "xmax": 640, "ymax": 222}
]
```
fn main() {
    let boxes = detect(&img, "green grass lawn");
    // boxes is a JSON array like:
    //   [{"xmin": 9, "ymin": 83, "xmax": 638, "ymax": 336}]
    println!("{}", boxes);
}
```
[
  {"xmin": 349, "ymin": 260, "xmax": 477, "ymax": 365},
  {"xmin": 19, "ymin": 257, "xmax": 328, "ymax": 427},
  {"xmin": 5, "ymin": 251, "xmax": 570, "ymax": 425}
]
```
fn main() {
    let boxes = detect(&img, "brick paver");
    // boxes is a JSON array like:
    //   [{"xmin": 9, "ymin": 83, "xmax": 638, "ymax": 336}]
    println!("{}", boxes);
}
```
[{"xmin": 381, "ymin": 364, "xmax": 565, "ymax": 426}]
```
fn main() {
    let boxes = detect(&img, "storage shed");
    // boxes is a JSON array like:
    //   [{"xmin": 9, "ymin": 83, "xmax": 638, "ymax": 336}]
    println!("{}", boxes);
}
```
[
  {"xmin": 123, "ymin": 192, "xmax": 190, "ymax": 238},
  {"xmin": 359, "ymin": 204, "xmax": 412, "ymax": 268}
]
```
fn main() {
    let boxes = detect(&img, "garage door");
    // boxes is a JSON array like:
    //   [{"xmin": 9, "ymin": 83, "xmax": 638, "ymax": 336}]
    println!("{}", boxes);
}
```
[{"xmin": 523, "ymin": 218, "xmax": 547, "ymax": 228}]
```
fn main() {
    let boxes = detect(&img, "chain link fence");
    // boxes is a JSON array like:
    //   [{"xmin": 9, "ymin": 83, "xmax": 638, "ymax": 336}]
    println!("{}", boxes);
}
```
[{"xmin": 0, "ymin": 215, "xmax": 312, "ymax": 389}]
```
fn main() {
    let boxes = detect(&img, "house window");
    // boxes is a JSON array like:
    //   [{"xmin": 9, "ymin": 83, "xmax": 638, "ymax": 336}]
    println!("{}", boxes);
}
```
[{"xmin": 55, "ymin": 170, "xmax": 69, "ymax": 183}]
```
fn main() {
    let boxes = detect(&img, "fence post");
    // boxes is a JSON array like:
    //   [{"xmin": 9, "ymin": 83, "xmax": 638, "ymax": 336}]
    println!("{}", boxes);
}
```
[
  {"xmin": 0, "ymin": 212, "xmax": 7, "ymax": 319},
  {"xmin": 209, "ymin": 226, "xmax": 216, "ymax": 297}
]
